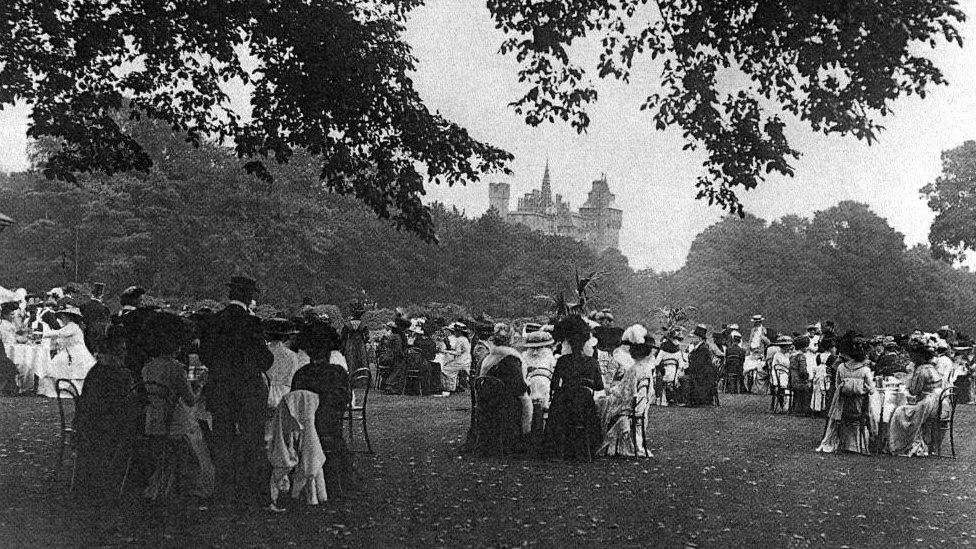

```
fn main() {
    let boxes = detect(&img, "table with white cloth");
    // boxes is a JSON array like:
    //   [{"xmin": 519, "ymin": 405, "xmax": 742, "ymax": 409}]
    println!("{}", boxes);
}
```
[
  {"xmin": 11, "ymin": 341, "xmax": 51, "ymax": 380},
  {"xmin": 868, "ymin": 380, "xmax": 909, "ymax": 436}
]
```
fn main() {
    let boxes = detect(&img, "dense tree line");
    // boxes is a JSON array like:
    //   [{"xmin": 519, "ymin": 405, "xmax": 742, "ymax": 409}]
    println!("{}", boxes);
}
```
[
  {"xmin": 3, "ymin": 121, "xmax": 976, "ymax": 334},
  {"xmin": 0, "ymin": 121, "xmax": 630, "ymax": 318},
  {"xmin": 621, "ymin": 204, "xmax": 976, "ymax": 335}
]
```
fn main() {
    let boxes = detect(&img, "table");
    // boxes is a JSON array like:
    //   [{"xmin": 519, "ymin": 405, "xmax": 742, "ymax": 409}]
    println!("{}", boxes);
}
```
[
  {"xmin": 869, "ymin": 384, "xmax": 909, "ymax": 434},
  {"xmin": 11, "ymin": 341, "xmax": 50, "ymax": 379}
]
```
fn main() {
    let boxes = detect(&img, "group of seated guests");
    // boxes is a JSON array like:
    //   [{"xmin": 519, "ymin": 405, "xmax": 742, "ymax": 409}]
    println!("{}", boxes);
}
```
[
  {"xmin": 69, "ymin": 310, "xmax": 360, "ymax": 509},
  {"xmin": 460, "ymin": 314, "xmax": 706, "ymax": 460},
  {"xmin": 815, "ymin": 330, "xmax": 962, "ymax": 457}
]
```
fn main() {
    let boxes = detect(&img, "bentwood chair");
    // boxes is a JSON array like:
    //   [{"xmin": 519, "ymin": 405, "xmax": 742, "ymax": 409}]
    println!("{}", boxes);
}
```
[
  {"xmin": 117, "ymin": 381, "xmax": 177, "ymax": 498},
  {"xmin": 656, "ymin": 358, "xmax": 679, "ymax": 406},
  {"xmin": 932, "ymin": 386, "xmax": 958, "ymax": 458},
  {"xmin": 54, "ymin": 379, "xmax": 80, "ymax": 486},
  {"xmin": 402, "ymin": 348, "xmax": 426, "ymax": 396},
  {"xmin": 345, "ymin": 367, "xmax": 374, "ymax": 453},
  {"xmin": 616, "ymin": 378, "xmax": 652, "ymax": 458}
]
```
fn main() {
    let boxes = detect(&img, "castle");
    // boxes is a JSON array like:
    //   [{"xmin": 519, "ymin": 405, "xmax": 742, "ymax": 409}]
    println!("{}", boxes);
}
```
[{"xmin": 488, "ymin": 161, "xmax": 623, "ymax": 252}]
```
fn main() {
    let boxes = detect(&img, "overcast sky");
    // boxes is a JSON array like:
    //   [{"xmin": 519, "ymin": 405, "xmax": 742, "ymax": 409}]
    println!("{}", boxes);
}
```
[{"xmin": 1, "ymin": 2, "xmax": 974, "ymax": 272}]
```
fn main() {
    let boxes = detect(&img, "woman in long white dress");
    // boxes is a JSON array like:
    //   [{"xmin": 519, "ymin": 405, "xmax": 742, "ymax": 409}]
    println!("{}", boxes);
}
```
[
  {"xmin": 599, "ymin": 325, "xmax": 655, "ymax": 457},
  {"xmin": 37, "ymin": 306, "xmax": 96, "ymax": 397}
]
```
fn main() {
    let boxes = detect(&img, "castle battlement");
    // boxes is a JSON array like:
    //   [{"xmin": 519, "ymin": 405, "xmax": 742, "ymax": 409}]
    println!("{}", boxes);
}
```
[{"xmin": 487, "ymin": 161, "xmax": 622, "ymax": 252}]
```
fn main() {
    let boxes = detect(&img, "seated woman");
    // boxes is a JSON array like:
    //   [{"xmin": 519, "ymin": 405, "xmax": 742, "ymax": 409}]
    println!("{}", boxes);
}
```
[
  {"xmin": 653, "ymin": 334, "xmax": 684, "ymax": 406},
  {"xmin": 72, "ymin": 325, "xmax": 141, "ymax": 502},
  {"xmin": 290, "ymin": 320, "xmax": 359, "ymax": 496},
  {"xmin": 788, "ymin": 336, "xmax": 812, "ymax": 416},
  {"xmin": 887, "ymin": 339, "xmax": 945, "ymax": 457},
  {"xmin": 467, "ymin": 323, "xmax": 531, "ymax": 456},
  {"xmin": 521, "ymin": 330, "xmax": 556, "ymax": 434},
  {"xmin": 544, "ymin": 315, "xmax": 604, "ymax": 460},
  {"xmin": 816, "ymin": 332, "xmax": 876, "ymax": 455},
  {"xmin": 599, "ymin": 325, "xmax": 655, "ymax": 457},
  {"xmin": 141, "ymin": 311, "xmax": 215, "ymax": 502}
]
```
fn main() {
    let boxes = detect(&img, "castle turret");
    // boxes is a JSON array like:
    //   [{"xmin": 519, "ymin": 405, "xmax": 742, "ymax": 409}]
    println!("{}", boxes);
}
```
[
  {"xmin": 488, "ymin": 182, "xmax": 510, "ymax": 219},
  {"xmin": 540, "ymin": 159, "xmax": 553, "ymax": 207}
]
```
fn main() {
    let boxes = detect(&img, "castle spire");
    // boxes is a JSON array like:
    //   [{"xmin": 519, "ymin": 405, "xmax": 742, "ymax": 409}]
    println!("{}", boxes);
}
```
[{"xmin": 541, "ymin": 158, "xmax": 552, "ymax": 205}]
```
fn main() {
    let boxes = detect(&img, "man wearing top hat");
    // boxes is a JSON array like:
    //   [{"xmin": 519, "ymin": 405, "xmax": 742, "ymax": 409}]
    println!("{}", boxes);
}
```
[
  {"xmin": 685, "ymin": 324, "xmax": 718, "ymax": 407},
  {"xmin": 111, "ymin": 286, "xmax": 155, "ymax": 379},
  {"xmin": 199, "ymin": 275, "xmax": 274, "ymax": 506}
]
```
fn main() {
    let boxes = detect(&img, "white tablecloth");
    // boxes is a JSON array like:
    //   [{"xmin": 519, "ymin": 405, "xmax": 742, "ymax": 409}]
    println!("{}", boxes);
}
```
[
  {"xmin": 11, "ymin": 342, "xmax": 51, "ymax": 378},
  {"xmin": 870, "ymin": 387, "xmax": 908, "ymax": 424}
]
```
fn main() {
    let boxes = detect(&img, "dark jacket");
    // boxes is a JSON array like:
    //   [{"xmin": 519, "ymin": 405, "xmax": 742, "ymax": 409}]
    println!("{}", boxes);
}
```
[
  {"xmin": 198, "ymin": 303, "xmax": 273, "ymax": 383},
  {"xmin": 112, "ymin": 306, "xmax": 155, "ymax": 378},
  {"xmin": 79, "ymin": 298, "xmax": 111, "ymax": 350}
]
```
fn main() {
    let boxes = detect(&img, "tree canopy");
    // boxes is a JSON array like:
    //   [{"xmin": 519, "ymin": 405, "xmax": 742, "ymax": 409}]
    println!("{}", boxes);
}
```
[
  {"xmin": 1, "ymin": 1, "xmax": 965, "ymax": 236},
  {"xmin": 922, "ymin": 140, "xmax": 976, "ymax": 262},
  {"xmin": 489, "ymin": 0, "xmax": 965, "ymax": 214}
]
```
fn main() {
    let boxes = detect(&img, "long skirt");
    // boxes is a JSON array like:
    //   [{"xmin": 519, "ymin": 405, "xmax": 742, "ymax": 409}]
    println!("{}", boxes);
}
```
[
  {"xmin": 816, "ymin": 391, "xmax": 871, "ymax": 455},
  {"xmin": 887, "ymin": 392, "xmax": 941, "ymax": 456},
  {"xmin": 544, "ymin": 386, "xmax": 601, "ymax": 460},
  {"xmin": 144, "ymin": 432, "xmax": 215, "ymax": 501}
]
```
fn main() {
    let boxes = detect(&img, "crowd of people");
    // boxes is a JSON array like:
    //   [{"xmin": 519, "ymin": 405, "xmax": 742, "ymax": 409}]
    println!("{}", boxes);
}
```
[
  {"xmin": 0, "ymin": 278, "xmax": 368, "ymax": 510},
  {"xmin": 0, "ymin": 279, "xmax": 972, "ymax": 511}
]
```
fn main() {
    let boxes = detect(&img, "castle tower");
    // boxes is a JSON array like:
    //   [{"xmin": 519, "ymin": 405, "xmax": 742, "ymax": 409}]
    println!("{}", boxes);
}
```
[
  {"xmin": 579, "ymin": 174, "xmax": 623, "ymax": 251},
  {"xmin": 540, "ymin": 159, "xmax": 553, "ymax": 207},
  {"xmin": 488, "ymin": 182, "xmax": 510, "ymax": 219}
]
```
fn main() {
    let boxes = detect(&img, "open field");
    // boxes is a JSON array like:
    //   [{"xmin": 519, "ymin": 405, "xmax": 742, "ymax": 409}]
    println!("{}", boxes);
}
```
[{"xmin": 0, "ymin": 393, "xmax": 974, "ymax": 548}]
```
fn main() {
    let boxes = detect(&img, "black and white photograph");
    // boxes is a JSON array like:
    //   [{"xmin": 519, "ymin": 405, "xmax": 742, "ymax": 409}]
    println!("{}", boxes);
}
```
[{"xmin": 0, "ymin": 1, "xmax": 975, "ymax": 547}]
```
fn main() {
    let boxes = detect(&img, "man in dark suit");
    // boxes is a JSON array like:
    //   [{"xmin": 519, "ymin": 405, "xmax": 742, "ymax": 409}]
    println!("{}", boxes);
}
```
[
  {"xmin": 111, "ymin": 286, "xmax": 153, "ymax": 379},
  {"xmin": 79, "ymin": 282, "xmax": 111, "ymax": 354},
  {"xmin": 199, "ymin": 275, "xmax": 273, "ymax": 506}
]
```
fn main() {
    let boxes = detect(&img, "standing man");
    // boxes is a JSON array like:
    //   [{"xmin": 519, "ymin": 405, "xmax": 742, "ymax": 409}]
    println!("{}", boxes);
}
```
[
  {"xmin": 79, "ymin": 283, "xmax": 111, "ymax": 355},
  {"xmin": 748, "ymin": 315, "xmax": 769, "ymax": 355},
  {"xmin": 112, "ymin": 286, "xmax": 153, "ymax": 379},
  {"xmin": 685, "ymin": 324, "xmax": 717, "ymax": 407},
  {"xmin": 199, "ymin": 275, "xmax": 274, "ymax": 506}
]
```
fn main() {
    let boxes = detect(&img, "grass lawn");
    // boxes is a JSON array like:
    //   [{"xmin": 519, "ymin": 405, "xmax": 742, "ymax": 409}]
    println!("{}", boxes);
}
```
[{"xmin": 0, "ymin": 392, "xmax": 973, "ymax": 548}]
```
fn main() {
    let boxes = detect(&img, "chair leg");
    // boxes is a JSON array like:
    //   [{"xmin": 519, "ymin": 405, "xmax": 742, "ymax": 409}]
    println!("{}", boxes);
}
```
[
  {"xmin": 950, "ymin": 422, "xmax": 955, "ymax": 459},
  {"xmin": 119, "ymin": 453, "xmax": 134, "ymax": 498},
  {"xmin": 347, "ymin": 408, "xmax": 355, "ymax": 450},
  {"xmin": 361, "ymin": 414, "xmax": 374, "ymax": 454},
  {"xmin": 55, "ymin": 435, "xmax": 66, "ymax": 481}
]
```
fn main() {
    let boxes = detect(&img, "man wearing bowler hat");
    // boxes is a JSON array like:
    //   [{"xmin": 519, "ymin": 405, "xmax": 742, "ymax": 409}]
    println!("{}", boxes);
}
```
[{"xmin": 199, "ymin": 275, "xmax": 274, "ymax": 506}]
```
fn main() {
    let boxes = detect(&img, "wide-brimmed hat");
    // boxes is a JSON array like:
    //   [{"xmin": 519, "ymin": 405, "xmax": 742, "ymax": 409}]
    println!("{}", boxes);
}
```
[
  {"xmin": 727, "ymin": 323, "xmax": 739, "ymax": 331},
  {"xmin": 264, "ymin": 317, "xmax": 299, "ymax": 336},
  {"xmin": 774, "ymin": 335, "xmax": 794, "ymax": 347},
  {"xmin": 792, "ymin": 335, "xmax": 811, "ymax": 349},
  {"xmin": 523, "ymin": 331, "xmax": 555, "ymax": 348},
  {"xmin": 730, "ymin": 330, "xmax": 742, "ymax": 340},
  {"xmin": 692, "ymin": 324, "xmax": 708, "ymax": 339},
  {"xmin": 621, "ymin": 324, "xmax": 655, "ymax": 347},
  {"xmin": 447, "ymin": 321, "xmax": 469, "ymax": 334},
  {"xmin": 408, "ymin": 324, "xmax": 424, "ymax": 335},
  {"xmin": 522, "ymin": 323, "xmax": 542, "ymax": 336},
  {"xmin": 227, "ymin": 275, "xmax": 259, "ymax": 293},
  {"xmin": 57, "ymin": 305, "xmax": 84, "ymax": 320},
  {"xmin": 751, "ymin": 315, "xmax": 764, "ymax": 322}
]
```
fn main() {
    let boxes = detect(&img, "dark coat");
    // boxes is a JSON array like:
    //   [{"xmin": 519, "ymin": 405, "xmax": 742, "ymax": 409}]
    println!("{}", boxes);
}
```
[
  {"xmin": 198, "ymin": 303, "xmax": 273, "ymax": 384},
  {"xmin": 112, "ymin": 307, "xmax": 155, "ymax": 379},
  {"xmin": 79, "ymin": 298, "xmax": 111, "ymax": 352},
  {"xmin": 686, "ymin": 342, "xmax": 717, "ymax": 406}
]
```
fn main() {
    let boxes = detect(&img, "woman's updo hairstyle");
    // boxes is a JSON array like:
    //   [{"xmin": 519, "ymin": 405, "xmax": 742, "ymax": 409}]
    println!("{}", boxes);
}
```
[
  {"xmin": 553, "ymin": 315, "xmax": 591, "ymax": 353},
  {"xmin": 904, "ymin": 337, "xmax": 935, "ymax": 363},
  {"xmin": 141, "ymin": 311, "xmax": 193, "ymax": 358},
  {"xmin": 836, "ymin": 330, "xmax": 868, "ymax": 362}
]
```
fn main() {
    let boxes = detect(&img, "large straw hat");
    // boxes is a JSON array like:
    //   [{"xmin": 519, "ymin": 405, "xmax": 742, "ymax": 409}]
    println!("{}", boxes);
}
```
[{"xmin": 523, "ymin": 331, "xmax": 554, "ymax": 348}]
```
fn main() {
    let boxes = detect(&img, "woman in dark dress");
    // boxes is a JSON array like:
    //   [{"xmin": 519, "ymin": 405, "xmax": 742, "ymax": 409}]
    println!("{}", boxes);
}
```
[
  {"xmin": 290, "ymin": 320, "xmax": 360, "ymax": 496},
  {"xmin": 545, "ymin": 315, "xmax": 604, "ymax": 460},
  {"xmin": 465, "ymin": 323, "xmax": 530, "ymax": 456},
  {"xmin": 72, "ymin": 325, "xmax": 141, "ymax": 502}
]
